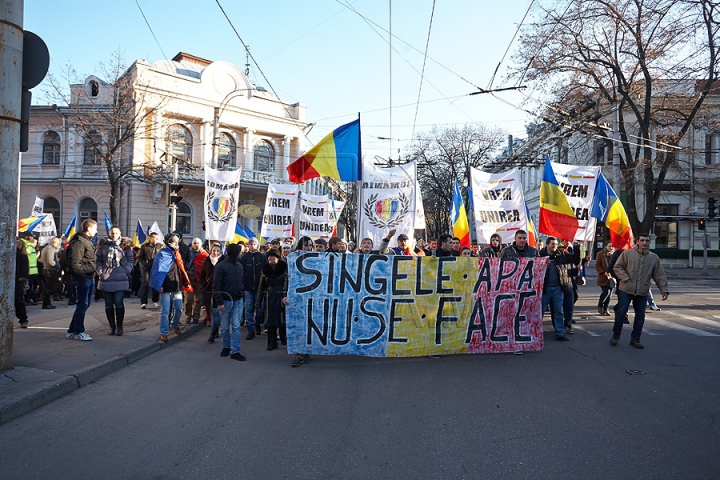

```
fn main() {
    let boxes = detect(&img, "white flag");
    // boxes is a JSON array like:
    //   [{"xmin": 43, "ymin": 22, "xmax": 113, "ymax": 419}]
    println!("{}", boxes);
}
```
[
  {"xmin": 31, "ymin": 196, "xmax": 44, "ymax": 217},
  {"xmin": 470, "ymin": 167, "xmax": 528, "ymax": 245},
  {"xmin": 149, "ymin": 221, "xmax": 164, "ymax": 242},
  {"xmin": 204, "ymin": 165, "xmax": 242, "ymax": 241},
  {"xmin": 549, "ymin": 162, "xmax": 600, "ymax": 243},
  {"xmin": 261, "ymin": 183, "xmax": 299, "ymax": 239},
  {"xmin": 358, "ymin": 161, "xmax": 417, "ymax": 247},
  {"xmin": 298, "ymin": 193, "xmax": 333, "ymax": 240},
  {"xmin": 414, "ymin": 183, "xmax": 426, "ymax": 230}
]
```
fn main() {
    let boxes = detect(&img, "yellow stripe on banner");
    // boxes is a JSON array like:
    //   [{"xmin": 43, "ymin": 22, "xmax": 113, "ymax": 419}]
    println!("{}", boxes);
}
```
[{"xmin": 385, "ymin": 257, "xmax": 476, "ymax": 357}]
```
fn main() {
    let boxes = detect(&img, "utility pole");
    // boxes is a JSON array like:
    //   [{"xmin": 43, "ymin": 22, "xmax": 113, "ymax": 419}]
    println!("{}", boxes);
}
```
[{"xmin": 0, "ymin": 0, "xmax": 24, "ymax": 372}]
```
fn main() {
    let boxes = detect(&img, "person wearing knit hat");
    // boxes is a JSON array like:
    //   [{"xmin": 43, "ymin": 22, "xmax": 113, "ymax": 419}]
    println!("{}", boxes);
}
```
[{"xmin": 256, "ymin": 248, "xmax": 287, "ymax": 351}]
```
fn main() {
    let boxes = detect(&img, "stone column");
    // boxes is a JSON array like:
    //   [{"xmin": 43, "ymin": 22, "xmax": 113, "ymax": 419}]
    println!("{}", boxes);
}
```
[
  {"xmin": 282, "ymin": 136, "xmax": 293, "ymax": 180},
  {"xmin": 245, "ymin": 129, "xmax": 255, "ymax": 171}
]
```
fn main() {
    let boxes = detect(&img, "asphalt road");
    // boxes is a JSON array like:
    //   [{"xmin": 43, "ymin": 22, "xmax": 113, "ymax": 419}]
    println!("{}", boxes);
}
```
[{"xmin": 1, "ymin": 278, "xmax": 719, "ymax": 480}]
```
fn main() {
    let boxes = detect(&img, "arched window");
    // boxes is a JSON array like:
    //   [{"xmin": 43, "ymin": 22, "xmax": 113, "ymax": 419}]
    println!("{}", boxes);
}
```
[
  {"xmin": 169, "ymin": 200, "xmax": 193, "ymax": 237},
  {"xmin": 217, "ymin": 133, "xmax": 236, "ymax": 168},
  {"xmin": 83, "ymin": 130, "xmax": 102, "ymax": 165},
  {"xmin": 78, "ymin": 197, "xmax": 98, "ymax": 221},
  {"xmin": 89, "ymin": 80, "xmax": 99, "ymax": 97},
  {"xmin": 253, "ymin": 140, "xmax": 274, "ymax": 172},
  {"xmin": 166, "ymin": 124, "xmax": 193, "ymax": 164},
  {"xmin": 43, "ymin": 196, "xmax": 60, "ymax": 224},
  {"xmin": 42, "ymin": 131, "xmax": 61, "ymax": 165}
]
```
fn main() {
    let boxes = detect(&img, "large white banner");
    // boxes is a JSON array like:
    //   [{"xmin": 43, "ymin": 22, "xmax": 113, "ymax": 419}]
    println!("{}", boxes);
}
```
[
  {"xmin": 204, "ymin": 166, "xmax": 242, "ymax": 241},
  {"xmin": 261, "ymin": 183, "xmax": 299, "ymax": 239},
  {"xmin": 358, "ymin": 161, "xmax": 417, "ymax": 247},
  {"xmin": 32, "ymin": 214, "xmax": 57, "ymax": 246},
  {"xmin": 470, "ymin": 167, "xmax": 528, "ymax": 244},
  {"xmin": 298, "ymin": 193, "xmax": 333, "ymax": 240},
  {"xmin": 549, "ymin": 162, "xmax": 600, "ymax": 243}
]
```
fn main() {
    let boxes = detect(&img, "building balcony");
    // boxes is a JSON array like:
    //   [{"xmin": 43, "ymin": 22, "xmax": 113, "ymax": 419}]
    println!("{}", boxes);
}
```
[{"xmin": 173, "ymin": 166, "xmax": 291, "ymax": 185}]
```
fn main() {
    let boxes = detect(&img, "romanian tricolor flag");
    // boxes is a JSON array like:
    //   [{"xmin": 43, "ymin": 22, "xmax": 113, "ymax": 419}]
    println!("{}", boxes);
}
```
[
  {"xmin": 450, "ymin": 180, "xmax": 471, "ymax": 248},
  {"xmin": 232, "ymin": 223, "xmax": 249, "ymax": 244},
  {"xmin": 539, "ymin": 157, "xmax": 578, "ymax": 240},
  {"xmin": 287, "ymin": 118, "xmax": 361, "ymax": 184},
  {"xmin": 525, "ymin": 203, "xmax": 537, "ymax": 248},
  {"xmin": 591, "ymin": 173, "xmax": 634, "ymax": 250},
  {"xmin": 18, "ymin": 215, "xmax": 46, "ymax": 233},
  {"xmin": 63, "ymin": 214, "xmax": 78, "ymax": 246},
  {"xmin": 133, "ymin": 220, "xmax": 147, "ymax": 248}
]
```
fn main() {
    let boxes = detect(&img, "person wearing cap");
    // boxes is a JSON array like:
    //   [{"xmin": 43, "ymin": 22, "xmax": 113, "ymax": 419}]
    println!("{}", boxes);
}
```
[
  {"xmin": 379, "ymin": 229, "xmax": 423, "ymax": 256},
  {"xmin": 256, "ymin": 249, "xmax": 287, "ymax": 351},
  {"xmin": 270, "ymin": 238, "xmax": 281, "ymax": 251},
  {"xmin": 482, "ymin": 233, "xmax": 503, "ymax": 258},
  {"xmin": 281, "ymin": 243, "xmax": 292, "ymax": 260},
  {"xmin": 136, "ymin": 231, "xmax": 163, "ymax": 308},
  {"xmin": 347, "ymin": 241, "xmax": 356, "ymax": 252},
  {"xmin": 313, "ymin": 238, "xmax": 327, "ymax": 252}
]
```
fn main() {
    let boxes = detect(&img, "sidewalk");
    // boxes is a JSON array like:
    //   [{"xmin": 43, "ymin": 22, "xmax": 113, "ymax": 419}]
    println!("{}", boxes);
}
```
[
  {"xmin": 584, "ymin": 264, "xmax": 720, "ymax": 279},
  {"xmin": 0, "ymin": 295, "xmax": 205, "ymax": 425}
]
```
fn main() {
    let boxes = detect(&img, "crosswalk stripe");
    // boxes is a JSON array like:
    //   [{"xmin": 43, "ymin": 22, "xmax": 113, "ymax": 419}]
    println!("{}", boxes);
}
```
[
  {"xmin": 647, "ymin": 318, "xmax": 720, "ymax": 337},
  {"xmin": 662, "ymin": 311, "xmax": 720, "ymax": 329},
  {"xmin": 573, "ymin": 325, "xmax": 601, "ymax": 337},
  {"xmin": 642, "ymin": 328, "xmax": 663, "ymax": 336}
]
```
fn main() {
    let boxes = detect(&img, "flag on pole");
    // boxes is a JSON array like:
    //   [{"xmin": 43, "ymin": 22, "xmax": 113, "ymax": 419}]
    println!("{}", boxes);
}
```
[
  {"xmin": 18, "ymin": 215, "xmax": 46, "ymax": 233},
  {"xmin": 287, "ymin": 118, "xmax": 362, "ymax": 183},
  {"xmin": 591, "ymin": 173, "xmax": 634, "ymax": 249},
  {"xmin": 539, "ymin": 157, "xmax": 578, "ymax": 240},
  {"xmin": 133, "ymin": 220, "xmax": 147, "ymax": 248},
  {"xmin": 31, "ymin": 196, "xmax": 44, "ymax": 217},
  {"xmin": 233, "ymin": 223, "xmax": 249, "ymax": 244},
  {"xmin": 450, "ymin": 180, "xmax": 471, "ymax": 248},
  {"xmin": 148, "ymin": 221, "xmax": 163, "ymax": 238},
  {"xmin": 104, "ymin": 212, "xmax": 113, "ymax": 235},
  {"xmin": 525, "ymin": 203, "xmax": 537, "ymax": 248},
  {"xmin": 243, "ymin": 224, "xmax": 264, "ymax": 245},
  {"xmin": 63, "ymin": 214, "xmax": 78, "ymax": 246}
]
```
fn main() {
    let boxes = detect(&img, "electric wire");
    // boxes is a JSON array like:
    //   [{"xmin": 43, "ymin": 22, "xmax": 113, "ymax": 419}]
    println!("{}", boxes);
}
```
[
  {"xmin": 487, "ymin": 0, "xmax": 535, "ymax": 90},
  {"xmin": 411, "ymin": 0, "xmax": 436, "ymax": 144},
  {"xmin": 134, "ymin": 0, "xmax": 169, "ymax": 61}
]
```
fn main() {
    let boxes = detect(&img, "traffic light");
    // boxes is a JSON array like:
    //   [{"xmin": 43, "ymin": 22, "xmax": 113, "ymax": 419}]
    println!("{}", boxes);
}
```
[
  {"xmin": 699, "ymin": 219, "xmax": 706, "ymax": 230},
  {"xmin": 168, "ymin": 183, "xmax": 183, "ymax": 207},
  {"xmin": 709, "ymin": 197, "xmax": 717, "ymax": 219}
]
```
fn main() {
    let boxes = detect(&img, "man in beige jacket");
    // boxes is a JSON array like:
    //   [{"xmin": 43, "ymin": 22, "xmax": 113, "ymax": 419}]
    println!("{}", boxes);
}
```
[{"xmin": 611, "ymin": 233, "xmax": 669, "ymax": 348}]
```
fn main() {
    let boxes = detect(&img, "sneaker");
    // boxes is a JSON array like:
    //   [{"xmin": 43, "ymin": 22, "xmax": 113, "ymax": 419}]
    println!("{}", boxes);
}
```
[
  {"xmin": 42, "ymin": 305, "xmax": 56, "ymax": 310},
  {"xmin": 66, "ymin": 332, "xmax": 76, "ymax": 339},
  {"xmin": 74, "ymin": 332, "xmax": 92, "ymax": 341},
  {"xmin": 555, "ymin": 335, "xmax": 569, "ymax": 341},
  {"xmin": 246, "ymin": 331, "xmax": 255, "ymax": 340},
  {"xmin": 141, "ymin": 304, "xmax": 147, "ymax": 309},
  {"xmin": 20, "ymin": 321, "xmax": 28, "ymax": 328},
  {"xmin": 565, "ymin": 327, "xmax": 575, "ymax": 334},
  {"xmin": 291, "ymin": 354, "xmax": 305, "ymax": 367},
  {"xmin": 153, "ymin": 302, "xmax": 159, "ymax": 307},
  {"xmin": 609, "ymin": 333, "xmax": 620, "ymax": 346},
  {"xmin": 230, "ymin": 352, "xmax": 246, "ymax": 361},
  {"xmin": 220, "ymin": 348, "xmax": 231, "ymax": 357},
  {"xmin": 630, "ymin": 338, "xmax": 645, "ymax": 349},
  {"xmin": 649, "ymin": 304, "xmax": 661, "ymax": 311}
]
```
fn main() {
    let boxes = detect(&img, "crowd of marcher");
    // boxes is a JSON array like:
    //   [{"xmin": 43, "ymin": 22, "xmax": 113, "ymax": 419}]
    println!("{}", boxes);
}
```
[{"xmin": 14, "ymin": 222, "xmax": 669, "ymax": 367}]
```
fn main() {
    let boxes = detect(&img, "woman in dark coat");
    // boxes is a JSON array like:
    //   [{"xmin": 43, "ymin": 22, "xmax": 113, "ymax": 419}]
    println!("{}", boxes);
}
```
[
  {"xmin": 96, "ymin": 227, "xmax": 134, "ymax": 335},
  {"xmin": 200, "ymin": 243, "xmax": 224, "ymax": 343},
  {"xmin": 15, "ymin": 239, "xmax": 29, "ymax": 327},
  {"xmin": 595, "ymin": 244, "xmax": 615, "ymax": 316},
  {"xmin": 256, "ymin": 249, "xmax": 288, "ymax": 351}
]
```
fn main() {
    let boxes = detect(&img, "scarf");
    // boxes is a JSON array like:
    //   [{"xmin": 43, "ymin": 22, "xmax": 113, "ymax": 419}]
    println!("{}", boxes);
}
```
[
  {"xmin": 210, "ymin": 255, "xmax": 220, "ymax": 266},
  {"xmin": 106, "ymin": 241, "xmax": 120, "ymax": 268}
]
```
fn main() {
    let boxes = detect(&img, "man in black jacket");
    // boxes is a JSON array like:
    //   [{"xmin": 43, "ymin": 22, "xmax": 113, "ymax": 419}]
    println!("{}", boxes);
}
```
[
  {"xmin": 214, "ymin": 243, "xmax": 246, "ymax": 360},
  {"xmin": 539, "ymin": 236, "xmax": 581, "ymax": 341},
  {"xmin": 136, "ymin": 232, "xmax": 163, "ymax": 308},
  {"xmin": 65, "ymin": 219, "xmax": 98, "ymax": 341},
  {"xmin": 501, "ymin": 230, "xmax": 538, "ymax": 258},
  {"xmin": 239, "ymin": 238, "xmax": 267, "ymax": 339},
  {"xmin": 482, "ymin": 233, "xmax": 503, "ymax": 258}
]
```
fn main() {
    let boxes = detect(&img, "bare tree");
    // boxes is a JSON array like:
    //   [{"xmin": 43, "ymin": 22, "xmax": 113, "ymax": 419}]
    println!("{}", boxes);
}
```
[
  {"xmin": 407, "ymin": 124, "xmax": 506, "ymax": 238},
  {"xmin": 46, "ymin": 51, "xmax": 170, "ymax": 226},
  {"xmin": 511, "ymin": 0, "xmax": 720, "ymax": 234}
]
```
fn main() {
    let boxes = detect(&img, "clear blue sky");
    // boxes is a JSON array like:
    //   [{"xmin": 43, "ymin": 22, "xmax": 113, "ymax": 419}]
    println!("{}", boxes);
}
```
[{"xmin": 25, "ymin": 0, "xmax": 534, "ymax": 161}]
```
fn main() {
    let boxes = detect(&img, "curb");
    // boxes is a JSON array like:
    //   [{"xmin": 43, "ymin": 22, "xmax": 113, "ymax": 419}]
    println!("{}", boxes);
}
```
[{"xmin": 0, "ymin": 322, "xmax": 206, "ymax": 426}]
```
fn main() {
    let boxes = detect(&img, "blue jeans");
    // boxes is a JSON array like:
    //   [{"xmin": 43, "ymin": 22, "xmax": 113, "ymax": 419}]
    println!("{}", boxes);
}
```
[
  {"xmin": 68, "ymin": 277, "xmax": 94, "ymax": 334},
  {"xmin": 221, "ymin": 298, "xmax": 244, "ymax": 354},
  {"xmin": 103, "ymin": 290, "xmax": 125, "ymax": 310},
  {"xmin": 244, "ymin": 291, "xmax": 263, "ymax": 331},
  {"xmin": 614, "ymin": 290, "xmax": 647, "ymax": 340},
  {"xmin": 542, "ymin": 285, "xmax": 566, "ymax": 338},
  {"xmin": 159, "ymin": 291, "xmax": 183, "ymax": 335}
]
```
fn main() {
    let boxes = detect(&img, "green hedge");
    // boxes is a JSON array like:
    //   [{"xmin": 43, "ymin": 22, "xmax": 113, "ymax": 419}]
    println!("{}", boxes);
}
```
[{"xmin": 654, "ymin": 248, "xmax": 720, "ymax": 258}]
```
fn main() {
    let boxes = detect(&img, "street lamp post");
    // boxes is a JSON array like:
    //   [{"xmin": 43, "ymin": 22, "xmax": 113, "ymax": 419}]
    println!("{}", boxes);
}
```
[{"xmin": 211, "ymin": 87, "xmax": 265, "ymax": 168}]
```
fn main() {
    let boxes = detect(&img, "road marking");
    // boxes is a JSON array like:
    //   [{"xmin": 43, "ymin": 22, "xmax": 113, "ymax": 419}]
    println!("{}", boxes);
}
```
[
  {"xmin": 25, "ymin": 326, "xmax": 67, "ymax": 330},
  {"xmin": 642, "ymin": 328, "xmax": 663, "ymax": 336},
  {"xmin": 647, "ymin": 318, "xmax": 720, "ymax": 337},
  {"xmin": 573, "ymin": 325, "xmax": 601, "ymax": 336},
  {"xmin": 662, "ymin": 311, "xmax": 720, "ymax": 329}
]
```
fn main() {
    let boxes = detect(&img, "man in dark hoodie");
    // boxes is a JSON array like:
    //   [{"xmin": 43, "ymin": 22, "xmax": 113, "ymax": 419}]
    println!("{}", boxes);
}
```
[
  {"xmin": 239, "ymin": 237, "xmax": 267, "ymax": 339},
  {"xmin": 482, "ymin": 233, "xmax": 503, "ymax": 258},
  {"xmin": 214, "ymin": 243, "xmax": 246, "ymax": 361},
  {"xmin": 539, "ymin": 236, "xmax": 581, "ymax": 341},
  {"xmin": 66, "ymin": 219, "xmax": 98, "ymax": 341}
]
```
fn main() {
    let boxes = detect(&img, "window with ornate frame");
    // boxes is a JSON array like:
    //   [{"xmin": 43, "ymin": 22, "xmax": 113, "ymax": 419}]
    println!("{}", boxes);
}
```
[
  {"xmin": 217, "ymin": 133, "xmax": 236, "ymax": 168},
  {"xmin": 166, "ymin": 124, "xmax": 193, "ymax": 164},
  {"xmin": 253, "ymin": 140, "xmax": 274, "ymax": 172},
  {"xmin": 83, "ymin": 130, "xmax": 102, "ymax": 165},
  {"xmin": 42, "ymin": 131, "xmax": 61, "ymax": 165}
]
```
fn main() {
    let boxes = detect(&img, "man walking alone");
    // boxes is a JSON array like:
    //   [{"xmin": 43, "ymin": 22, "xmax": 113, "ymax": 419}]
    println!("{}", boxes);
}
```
[{"xmin": 65, "ymin": 219, "xmax": 98, "ymax": 341}]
